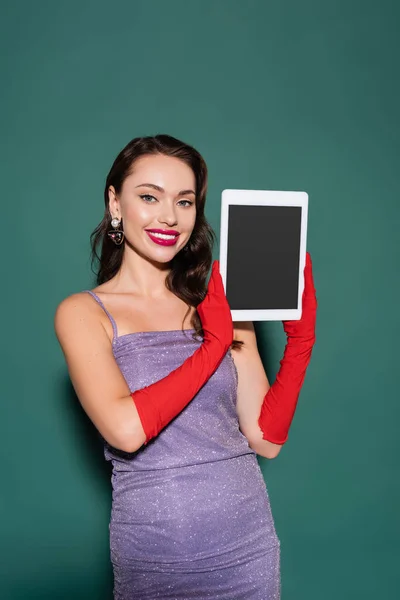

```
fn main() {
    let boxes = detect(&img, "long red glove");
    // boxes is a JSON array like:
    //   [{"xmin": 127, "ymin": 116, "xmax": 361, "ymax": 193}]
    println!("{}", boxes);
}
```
[
  {"xmin": 258, "ymin": 252, "xmax": 317, "ymax": 444},
  {"xmin": 131, "ymin": 260, "xmax": 233, "ymax": 445}
]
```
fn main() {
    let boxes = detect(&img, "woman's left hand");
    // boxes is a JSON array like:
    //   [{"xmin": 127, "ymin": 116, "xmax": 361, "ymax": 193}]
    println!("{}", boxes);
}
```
[{"xmin": 282, "ymin": 251, "xmax": 317, "ymax": 340}]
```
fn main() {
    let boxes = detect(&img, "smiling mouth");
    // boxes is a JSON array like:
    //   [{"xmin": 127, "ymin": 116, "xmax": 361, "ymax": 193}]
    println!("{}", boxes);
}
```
[
  {"xmin": 145, "ymin": 230, "xmax": 181, "ymax": 246},
  {"xmin": 147, "ymin": 232, "xmax": 178, "ymax": 240}
]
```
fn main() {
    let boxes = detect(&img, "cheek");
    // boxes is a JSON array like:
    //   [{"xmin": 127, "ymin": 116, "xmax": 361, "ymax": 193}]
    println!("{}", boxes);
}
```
[
  {"xmin": 186, "ymin": 211, "xmax": 197, "ymax": 230},
  {"xmin": 124, "ymin": 203, "xmax": 152, "ymax": 225},
  {"xmin": 179, "ymin": 206, "xmax": 196, "ymax": 225}
]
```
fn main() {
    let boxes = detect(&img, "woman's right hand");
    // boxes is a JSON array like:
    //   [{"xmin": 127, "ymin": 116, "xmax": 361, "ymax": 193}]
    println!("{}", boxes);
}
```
[{"xmin": 197, "ymin": 260, "xmax": 234, "ymax": 352}]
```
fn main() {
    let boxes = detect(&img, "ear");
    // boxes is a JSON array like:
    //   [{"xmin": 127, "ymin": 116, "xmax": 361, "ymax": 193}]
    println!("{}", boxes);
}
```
[{"xmin": 108, "ymin": 185, "xmax": 120, "ymax": 218}]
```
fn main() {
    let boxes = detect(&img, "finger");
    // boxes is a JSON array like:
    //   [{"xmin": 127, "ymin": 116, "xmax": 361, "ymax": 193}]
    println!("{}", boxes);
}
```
[
  {"xmin": 304, "ymin": 252, "xmax": 316, "ymax": 293},
  {"xmin": 207, "ymin": 261, "xmax": 218, "ymax": 295},
  {"xmin": 216, "ymin": 271, "xmax": 227, "ymax": 298},
  {"xmin": 211, "ymin": 260, "xmax": 226, "ymax": 296}
]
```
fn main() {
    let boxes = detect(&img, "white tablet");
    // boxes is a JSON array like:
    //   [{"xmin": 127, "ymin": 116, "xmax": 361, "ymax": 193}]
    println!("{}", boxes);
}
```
[{"xmin": 219, "ymin": 189, "xmax": 309, "ymax": 322}]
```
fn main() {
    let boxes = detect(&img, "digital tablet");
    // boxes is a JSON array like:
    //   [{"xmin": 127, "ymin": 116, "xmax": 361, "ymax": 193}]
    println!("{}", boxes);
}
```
[{"xmin": 219, "ymin": 189, "xmax": 309, "ymax": 322}]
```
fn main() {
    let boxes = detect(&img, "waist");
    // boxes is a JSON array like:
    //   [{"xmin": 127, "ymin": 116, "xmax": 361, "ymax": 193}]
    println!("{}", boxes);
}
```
[
  {"xmin": 110, "ymin": 453, "xmax": 268, "ymax": 521},
  {"xmin": 110, "ymin": 454, "xmax": 279, "ymax": 565}
]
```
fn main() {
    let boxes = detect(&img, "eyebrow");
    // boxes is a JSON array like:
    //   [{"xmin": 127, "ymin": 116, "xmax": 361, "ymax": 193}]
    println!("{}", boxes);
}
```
[{"xmin": 135, "ymin": 183, "xmax": 196, "ymax": 196}]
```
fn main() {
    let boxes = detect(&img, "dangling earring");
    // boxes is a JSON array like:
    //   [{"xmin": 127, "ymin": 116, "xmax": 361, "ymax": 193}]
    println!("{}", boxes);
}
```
[{"xmin": 107, "ymin": 217, "xmax": 124, "ymax": 246}]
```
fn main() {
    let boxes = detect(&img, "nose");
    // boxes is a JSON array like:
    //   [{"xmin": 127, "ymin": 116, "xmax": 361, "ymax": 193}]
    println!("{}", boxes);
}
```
[{"xmin": 158, "ymin": 201, "xmax": 178, "ymax": 227}]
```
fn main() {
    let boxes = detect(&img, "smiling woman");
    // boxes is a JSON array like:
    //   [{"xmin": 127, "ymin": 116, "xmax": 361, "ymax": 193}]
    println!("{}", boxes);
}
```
[{"xmin": 53, "ymin": 134, "xmax": 311, "ymax": 600}]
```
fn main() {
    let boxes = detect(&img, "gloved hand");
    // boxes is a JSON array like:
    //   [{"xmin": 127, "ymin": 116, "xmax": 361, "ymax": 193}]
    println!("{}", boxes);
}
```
[
  {"xmin": 258, "ymin": 252, "xmax": 317, "ymax": 444},
  {"xmin": 132, "ymin": 260, "xmax": 233, "ymax": 445}
]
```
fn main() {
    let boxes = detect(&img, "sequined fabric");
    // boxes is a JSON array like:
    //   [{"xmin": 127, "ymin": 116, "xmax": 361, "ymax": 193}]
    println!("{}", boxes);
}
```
[{"xmin": 85, "ymin": 291, "xmax": 281, "ymax": 599}]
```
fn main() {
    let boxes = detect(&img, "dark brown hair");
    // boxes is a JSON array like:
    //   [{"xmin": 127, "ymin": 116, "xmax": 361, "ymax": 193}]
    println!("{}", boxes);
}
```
[{"xmin": 90, "ymin": 134, "xmax": 243, "ymax": 351}]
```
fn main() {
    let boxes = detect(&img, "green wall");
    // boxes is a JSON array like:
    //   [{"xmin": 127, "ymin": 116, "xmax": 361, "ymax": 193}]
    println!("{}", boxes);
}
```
[{"xmin": 1, "ymin": 1, "xmax": 399, "ymax": 598}]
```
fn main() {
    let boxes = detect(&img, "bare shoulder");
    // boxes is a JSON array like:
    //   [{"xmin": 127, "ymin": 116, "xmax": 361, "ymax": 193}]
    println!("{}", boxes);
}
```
[
  {"xmin": 54, "ymin": 291, "xmax": 95, "ymax": 326},
  {"xmin": 54, "ymin": 291, "xmax": 106, "ymax": 344}
]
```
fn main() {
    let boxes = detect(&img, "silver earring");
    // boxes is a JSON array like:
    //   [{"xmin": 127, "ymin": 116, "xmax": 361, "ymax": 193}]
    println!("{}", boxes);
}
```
[{"xmin": 107, "ymin": 217, "xmax": 124, "ymax": 245}]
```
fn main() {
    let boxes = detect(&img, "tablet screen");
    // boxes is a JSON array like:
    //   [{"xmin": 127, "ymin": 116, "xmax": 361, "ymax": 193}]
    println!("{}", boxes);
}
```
[{"xmin": 219, "ymin": 190, "xmax": 308, "ymax": 321}]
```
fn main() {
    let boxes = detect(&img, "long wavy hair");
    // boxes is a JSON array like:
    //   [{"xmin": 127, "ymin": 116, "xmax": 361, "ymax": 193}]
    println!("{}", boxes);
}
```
[{"xmin": 90, "ymin": 134, "xmax": 242, "ymax": 351}]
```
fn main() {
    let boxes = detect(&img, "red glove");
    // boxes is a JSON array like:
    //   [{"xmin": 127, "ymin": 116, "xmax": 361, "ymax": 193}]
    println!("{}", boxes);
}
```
[
  {"xmin": 131, "ymin": 260, "xmax": 233, "ymax": 445},
  {"xmin": 258, "ymin": 252, "xmax": 317, "ymax": 444}
]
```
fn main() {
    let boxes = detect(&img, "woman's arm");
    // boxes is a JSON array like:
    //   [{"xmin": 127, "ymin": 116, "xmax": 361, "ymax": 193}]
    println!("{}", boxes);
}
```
[
  {"xmin": 54, "ymin": 292, "xmax": 147, "ymax": 453},
  {"xmin": 231, "ymin": 322, "xmax": 283, "ymax": 459}
]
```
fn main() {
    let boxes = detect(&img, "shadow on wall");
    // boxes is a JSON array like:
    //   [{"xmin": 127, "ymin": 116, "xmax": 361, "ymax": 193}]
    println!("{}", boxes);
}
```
[
  {"xmin": 63, "ymin": 377, "xmax": 113, "ymax": 484},
  {"xmin": 10, "ymin": 376, "xmax": 116, "ymax": 600},
  {"xmin": 9, "ymin": 577, "xmax": 114, "ymax": 600}
]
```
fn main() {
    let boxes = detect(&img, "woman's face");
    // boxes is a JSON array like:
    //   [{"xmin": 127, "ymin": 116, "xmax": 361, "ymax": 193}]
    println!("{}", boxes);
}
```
[{"xmin": 109, "ymin": 153, "xmax": 197, "ymax": 263}]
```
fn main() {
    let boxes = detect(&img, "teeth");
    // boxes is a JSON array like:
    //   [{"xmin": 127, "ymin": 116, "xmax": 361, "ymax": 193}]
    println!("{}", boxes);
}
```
[{"xmin": 149, "ymin": 232, "xmax": 176, "ymax": 240}]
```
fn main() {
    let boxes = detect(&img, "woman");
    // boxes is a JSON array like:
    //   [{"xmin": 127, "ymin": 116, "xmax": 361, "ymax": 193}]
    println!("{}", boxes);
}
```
[{"xmin": 54, "ymin": 134, "xmax": 317, "ymax": 599}]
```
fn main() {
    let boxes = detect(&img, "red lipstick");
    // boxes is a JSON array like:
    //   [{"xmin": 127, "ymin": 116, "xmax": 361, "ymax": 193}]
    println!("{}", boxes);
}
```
[
  {"xmin": 145, "ymin": 229, "xmax": 180, "ymax": 247},
  {"xmin": 145, "ymin": 229, "xmax": 180, "ymax": 235}
]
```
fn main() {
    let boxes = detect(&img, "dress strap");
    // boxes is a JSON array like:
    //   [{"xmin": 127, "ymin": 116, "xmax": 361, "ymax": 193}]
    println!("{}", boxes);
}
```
[{"xmin": 84, "ymin": 290, "xmax": 118, "ymax": 341}]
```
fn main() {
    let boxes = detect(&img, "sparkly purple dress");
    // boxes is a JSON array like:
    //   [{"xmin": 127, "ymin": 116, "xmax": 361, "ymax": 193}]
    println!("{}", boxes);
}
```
[{"xmin": 86, "ymin": 291, "xmax": 281, "ymax": 599}]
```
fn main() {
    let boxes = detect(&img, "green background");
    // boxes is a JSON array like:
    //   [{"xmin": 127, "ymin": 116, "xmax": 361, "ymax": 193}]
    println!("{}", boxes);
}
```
[{"xmin": 1, "ymin": 1, "xmax": 399, "ymax": 598}]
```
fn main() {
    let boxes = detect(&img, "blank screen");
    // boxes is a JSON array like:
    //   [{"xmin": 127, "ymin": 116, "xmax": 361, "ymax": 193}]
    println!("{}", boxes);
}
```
[{"xmin": 226, "ymin": 205, "xmax": 302, "ymax": 310}]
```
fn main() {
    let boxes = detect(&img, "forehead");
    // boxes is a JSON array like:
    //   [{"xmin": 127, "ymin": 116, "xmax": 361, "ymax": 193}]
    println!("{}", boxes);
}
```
[{"xmin": 127, "ymin": 154, "xmax": 195, "ymax": 190}]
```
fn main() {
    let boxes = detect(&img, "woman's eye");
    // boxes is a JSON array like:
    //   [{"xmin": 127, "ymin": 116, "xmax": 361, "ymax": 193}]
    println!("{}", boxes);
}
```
[
  {"xmin": 140, "ymin": 194, "xmax": 157, "ymax": 203},
  {"xmin": 178, "ymin": 200, "xmax": 194, "ymax": 207}
]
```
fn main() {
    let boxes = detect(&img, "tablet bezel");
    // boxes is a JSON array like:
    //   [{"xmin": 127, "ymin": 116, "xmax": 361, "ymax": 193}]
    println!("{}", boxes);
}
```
[{"xmin": 219, "ymin": 189, "xmax": 309, "ymax": 322}]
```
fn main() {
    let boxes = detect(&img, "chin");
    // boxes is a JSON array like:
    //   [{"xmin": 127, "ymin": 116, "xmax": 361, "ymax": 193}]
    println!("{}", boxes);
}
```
[{"xmin": 148, "ymin": 249, "xmax": 180, "ymax": 265}]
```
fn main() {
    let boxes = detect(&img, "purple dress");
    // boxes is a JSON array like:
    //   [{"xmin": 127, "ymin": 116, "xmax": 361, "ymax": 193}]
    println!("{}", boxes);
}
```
[{"xmin": 85, "ymin": 291, "xmax": 281, "ymax": 599}]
